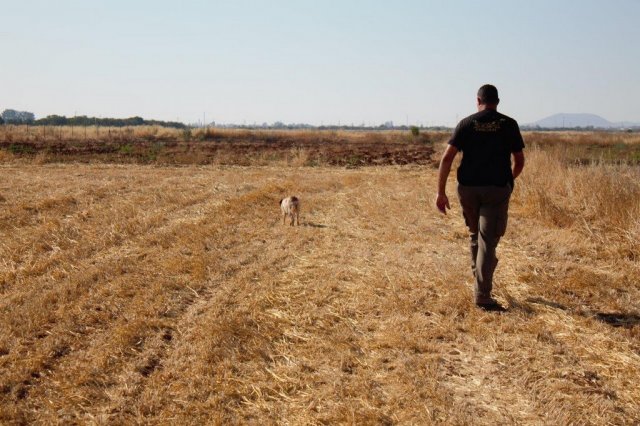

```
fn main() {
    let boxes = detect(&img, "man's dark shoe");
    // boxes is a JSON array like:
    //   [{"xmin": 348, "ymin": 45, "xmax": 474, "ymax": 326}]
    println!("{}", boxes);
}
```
[{"xmin": 476, "ymin": 300, "xmax": 507, "ymax": 312}]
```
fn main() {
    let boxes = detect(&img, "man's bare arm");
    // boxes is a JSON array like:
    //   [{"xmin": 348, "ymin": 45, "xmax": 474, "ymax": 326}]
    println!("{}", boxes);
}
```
[
  {"xmin": 512, "ymin": 151, "xmax": 525, "ymax": 179},
  {"xmin": 436, "ymin": 145, "xmax": 458, "ymax": 214}
]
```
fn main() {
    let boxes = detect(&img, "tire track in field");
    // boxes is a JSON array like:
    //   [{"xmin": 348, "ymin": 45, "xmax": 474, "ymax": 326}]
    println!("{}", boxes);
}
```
[
  {"xmin": 0, "ymin": 173, "xmax": 213, "ymax": 302},
  {"xmin": 0, "ymin": 174, "xmax": 230, "ymax": 420},
  {"xmin": 101, "ymin": 176, "xmax": 321, "ymax": 419},
  {"xmin": 3, "ymin": 179, "xmax": 293, "ymax": 422},
  {"xmin": 124, "ymin": 204, "xmax": 327, "ymax": 423},
  {"xmin": 104, "ymin": 209, "xmax": 299, "ymax": 418},
  {"xmin": 1, "ymin": 184, "xmax": 215, "ymax": 326}
]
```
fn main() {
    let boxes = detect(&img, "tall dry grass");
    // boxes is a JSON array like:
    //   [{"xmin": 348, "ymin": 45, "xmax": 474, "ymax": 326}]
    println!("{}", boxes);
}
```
[
  {"xmin": 524, "ymin": 132, "xmax": 640, "ymax": 165},
  {"xmin": 0, "ymin": 124, "xmax": 182, "ymax": 143},
  {"xmin": 0, "ymin": 125, "xmax": 444, "ymax": 145},
  {"xmin": 515, "ymin": 146, "xmax": 640, "ymax": 261},
  {"xmin": 504, "ymin": 140, "xmax": 640, "ymax": 342},
  {"xmin": 526, "ymin": 131, "xmax": 640, "ymax": 146}
]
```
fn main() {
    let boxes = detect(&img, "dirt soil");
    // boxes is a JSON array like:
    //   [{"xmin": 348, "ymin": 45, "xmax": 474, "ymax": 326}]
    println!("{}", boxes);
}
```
[{"xmin": 0, "ymin": 135, "xmax": 437, "ymax": 167}]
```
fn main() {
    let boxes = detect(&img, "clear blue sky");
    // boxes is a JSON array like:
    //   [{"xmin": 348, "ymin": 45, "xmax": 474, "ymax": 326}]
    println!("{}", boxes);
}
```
[{"xmin": 1, "ymin": 0, "xmax": 639, "ymax": 126}]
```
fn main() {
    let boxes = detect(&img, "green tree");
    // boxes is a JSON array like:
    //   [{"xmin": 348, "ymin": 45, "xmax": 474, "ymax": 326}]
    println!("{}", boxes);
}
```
[{"xmin": 2, "ymin": 109, "xmax": 35, "ymax": 124}]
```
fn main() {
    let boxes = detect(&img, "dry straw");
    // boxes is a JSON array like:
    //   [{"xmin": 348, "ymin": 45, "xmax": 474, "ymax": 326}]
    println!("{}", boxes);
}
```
[{"xmin": 0, "ymin": 131, "xmax": 639, "ymax": 423}]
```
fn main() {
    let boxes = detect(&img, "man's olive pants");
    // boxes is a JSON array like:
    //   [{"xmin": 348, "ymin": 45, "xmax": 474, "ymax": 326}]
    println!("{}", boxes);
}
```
[{"xmin": 457, "ymin": 184, "xmax": 512, "ymax": 303}]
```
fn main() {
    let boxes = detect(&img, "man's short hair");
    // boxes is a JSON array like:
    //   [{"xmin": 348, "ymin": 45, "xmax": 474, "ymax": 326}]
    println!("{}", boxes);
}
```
[{"xmin": 478, "ymin": 84, "xmax": 499, "ymax": 105}]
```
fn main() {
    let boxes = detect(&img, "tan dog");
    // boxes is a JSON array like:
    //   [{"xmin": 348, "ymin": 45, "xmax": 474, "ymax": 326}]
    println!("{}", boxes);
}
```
[{"xmin": 280, "ymin": 196, "xmax": 300, "ymax": 226}]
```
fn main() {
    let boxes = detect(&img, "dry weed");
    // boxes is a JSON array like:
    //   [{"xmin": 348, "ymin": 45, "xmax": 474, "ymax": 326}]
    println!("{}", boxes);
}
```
[
  {"xmin": 515, "ymin": 147, "xmax": 640, "ymax": 261},
  {"xmin": 0, "ymin": 150, "xmax": 15, "ymax": 163}
]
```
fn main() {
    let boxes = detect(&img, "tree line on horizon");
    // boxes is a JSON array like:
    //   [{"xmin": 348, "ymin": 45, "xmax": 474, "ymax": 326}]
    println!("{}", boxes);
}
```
[
  {"xmin": 0, "ymin": 109, "xmax": 186, "ymax": 129},
  {"xmin": 3, "ymin": 109, "xmax": 634, "ymax": 133}
]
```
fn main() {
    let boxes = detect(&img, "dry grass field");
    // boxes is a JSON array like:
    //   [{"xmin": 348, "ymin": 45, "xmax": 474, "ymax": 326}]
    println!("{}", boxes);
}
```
[{"xmin": 1, "ymin": 131, "xmax": 639, "ymax": 424}]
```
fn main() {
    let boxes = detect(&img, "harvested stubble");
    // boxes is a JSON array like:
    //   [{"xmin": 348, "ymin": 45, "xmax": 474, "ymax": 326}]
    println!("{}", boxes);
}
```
[{"xmin": 0, "ymin": 157, "xmax": 639, "ymax": 424}]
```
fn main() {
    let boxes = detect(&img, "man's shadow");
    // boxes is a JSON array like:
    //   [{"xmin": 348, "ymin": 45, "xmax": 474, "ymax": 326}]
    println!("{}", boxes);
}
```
[
  {"xmin": 514, "ymin": 296, "xmax": 640, "ymax": 328},
  {"xmin": 593, "ymin": 312, "xmax": 640, "ymax": 328},
  {"xmin": 302, "ymin": 222, "xmax": 329, "ymax": 229}
]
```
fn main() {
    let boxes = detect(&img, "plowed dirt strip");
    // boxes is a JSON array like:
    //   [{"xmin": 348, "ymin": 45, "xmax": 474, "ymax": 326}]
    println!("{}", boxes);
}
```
[{"xmin": 0, "ymin": 164, "xmax": 638, "ymax": 425}]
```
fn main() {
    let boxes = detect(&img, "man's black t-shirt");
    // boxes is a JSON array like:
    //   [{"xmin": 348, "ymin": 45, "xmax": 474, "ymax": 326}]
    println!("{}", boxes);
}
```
[{"xmin": 448, "ymin": 109, "xmax": 524, "ymax": 187}]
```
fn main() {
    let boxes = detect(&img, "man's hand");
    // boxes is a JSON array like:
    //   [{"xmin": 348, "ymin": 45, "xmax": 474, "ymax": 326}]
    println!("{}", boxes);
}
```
[
  {"xmin": 437, "ymin": 145, "xmax": 458, "ymax": 215},
  {"xmin": 436, "ymin": 193, "xmax": 450, "ymax": 214}
]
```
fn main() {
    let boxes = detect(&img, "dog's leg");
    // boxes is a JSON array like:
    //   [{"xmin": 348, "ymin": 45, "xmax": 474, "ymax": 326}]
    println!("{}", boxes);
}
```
[{"xmin": 282, "ymin": 212, "xmax": 286, "ymax": 225}]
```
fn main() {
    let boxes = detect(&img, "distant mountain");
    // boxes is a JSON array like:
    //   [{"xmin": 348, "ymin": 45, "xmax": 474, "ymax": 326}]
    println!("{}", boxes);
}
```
[{"xmin": 527, "ymin": 113, "xmax": 640, "ymax": 129}]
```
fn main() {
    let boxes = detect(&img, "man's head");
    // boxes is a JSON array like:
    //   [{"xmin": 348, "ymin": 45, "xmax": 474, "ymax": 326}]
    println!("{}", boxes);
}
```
[{"xmin": 477, "ymin": 84, "xmax": 499, "ymax": 110}]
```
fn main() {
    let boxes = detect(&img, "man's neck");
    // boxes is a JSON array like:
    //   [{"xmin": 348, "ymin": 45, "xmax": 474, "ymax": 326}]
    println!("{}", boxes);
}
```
[{"xmin": 477, "ymin": 104, "xmax": 498, "ymax": 112}]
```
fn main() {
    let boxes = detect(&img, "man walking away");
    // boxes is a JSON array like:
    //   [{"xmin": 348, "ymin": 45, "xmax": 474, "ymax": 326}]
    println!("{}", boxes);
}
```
[{"xmin": 436, "ymin": 84, "xmax": 525, "ymax": 311}]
